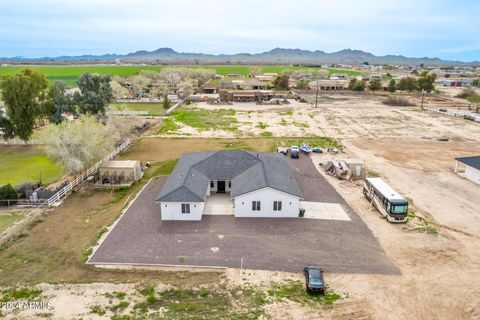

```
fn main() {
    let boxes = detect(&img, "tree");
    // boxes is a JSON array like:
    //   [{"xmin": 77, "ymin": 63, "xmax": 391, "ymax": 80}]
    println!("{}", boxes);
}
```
[
  {"xmin": 40, "ymin": 115, "xmax": 114, "ymax": 173},
  {"xmin": 74, "ymin": 73, "xmax": 113, "ymax": 117},
  {"xmin": 296, "ymin": 80, "xmax": 309, "ymax": 90},
  {"xmin": 0, "ymin": 184, "xmax": 17, "ymax": 206},
  {"xmin": 417, "ymin": 73, "xmax": 437, "ymax": 93},
  {"xmin": 369, "ymin": 78, "xmax": 382, "ymax": 92},
  {"xmin": 162, "ymin": 95, "xmax": 170, "ymax": 109},
  {"xmin": 349, "ymin": 79, "xmax": 365, "ymax": 91},
  {"xmin": 472, "ymin": 79, "xmax": 479, "ymax": 87},
  {"xmin": 397, "ymin": 77, "xmax": 418, "ymax": 92},
  {"xmin": 45, "ymin": 81, "xmax": 74, "ymax": 124},
  {"xmin": 0, "ymin": 116, "xmax": 14, "ymax": 140},
  {"xmin": 273, "ymin": 74, "xmax": 290, "ymax": 90},
  {"xmin": 0, "ymin": 68, "xmax": 50, "ymax": 141},
  {"xmin": 388, "ymin": 79, "xmax": 396, "ymax": 93}
]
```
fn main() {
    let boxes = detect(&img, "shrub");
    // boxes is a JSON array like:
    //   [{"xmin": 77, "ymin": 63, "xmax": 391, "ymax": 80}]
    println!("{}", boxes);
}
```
[
  {"xmin": 382, "ymin": 96, "xmax": 415, "ymax": 106},
  {"xmin": 0, "ymin": 184, "xmax": 17, "ymax": 206}
]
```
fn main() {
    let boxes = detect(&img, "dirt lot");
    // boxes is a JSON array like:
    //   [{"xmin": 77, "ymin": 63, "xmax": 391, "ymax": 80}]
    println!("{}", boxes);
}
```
[
  {"xmin": 2, "ymin": 91, "xmax": 480, "ymax": 319},
  {"xmin": 157, "ymin": 93, "xmax": 480, "ymax": 141}
]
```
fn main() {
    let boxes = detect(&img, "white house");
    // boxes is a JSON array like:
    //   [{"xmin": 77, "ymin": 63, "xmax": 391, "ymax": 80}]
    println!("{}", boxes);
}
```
[
  {"xmin": 454, "ymin": 156, "xmax": 480, "ymax": 185},
  {"xmin": 156, "ymin": 150, "xmax": 303, "ymax": 220}
]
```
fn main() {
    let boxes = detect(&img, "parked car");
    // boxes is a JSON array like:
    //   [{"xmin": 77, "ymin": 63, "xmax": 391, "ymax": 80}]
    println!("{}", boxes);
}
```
[
  {"xmin": 290, "ymin": 146, "xmax": 300, "ymax": 159},
  {"xmin": 312, "ymin": 147, "xmax": 323, "ymax": 153},
  {"xmin": 303, "ymin": 265, "xmax": 325, "ymax": 294},
  {"xmin": 277, "ymin": 147, "xmax": 289, "ymax": 155}
]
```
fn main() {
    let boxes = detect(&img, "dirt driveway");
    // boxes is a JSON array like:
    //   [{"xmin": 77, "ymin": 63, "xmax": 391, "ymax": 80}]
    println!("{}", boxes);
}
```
[{"xmin": 89, "ymin": 162, "xmax": 397, "ymax": 274}]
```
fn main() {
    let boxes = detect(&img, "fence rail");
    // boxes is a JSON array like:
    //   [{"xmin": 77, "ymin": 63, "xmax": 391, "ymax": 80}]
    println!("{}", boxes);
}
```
[
  {"xmin": 46, "ymin": 139, "xmax": 132, "ymax": 206},
  {"xmin": 426, "ymin": 107, "xmax": 480, "ymax": 123},
  {"xmin": 0, "ymin": 138, "xmax": 44, "ymax": 145}
]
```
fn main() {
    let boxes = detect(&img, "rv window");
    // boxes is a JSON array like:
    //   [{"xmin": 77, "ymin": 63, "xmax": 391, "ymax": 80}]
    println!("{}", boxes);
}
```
[{"xmin": 391, "ymin": 204, "xmax": 408, "ymax": 214}]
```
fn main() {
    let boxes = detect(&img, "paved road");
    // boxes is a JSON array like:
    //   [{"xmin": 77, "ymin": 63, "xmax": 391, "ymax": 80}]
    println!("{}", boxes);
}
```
[{"xmin": 89, "ymin": 160, "xmax": 399, "ymax": 274}]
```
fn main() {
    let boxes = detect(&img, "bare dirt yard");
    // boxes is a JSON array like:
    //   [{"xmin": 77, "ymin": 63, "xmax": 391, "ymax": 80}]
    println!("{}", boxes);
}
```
[
  {"xmin": 2, "ymin": 91, "xmax": 480, "ymax": 319},
  {"xmin": 156, "ymin": 93, "xmax": 480, "ymax": 141}
]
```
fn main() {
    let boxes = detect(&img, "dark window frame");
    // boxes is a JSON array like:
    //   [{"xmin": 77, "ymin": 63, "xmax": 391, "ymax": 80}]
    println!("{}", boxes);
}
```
[
  {"xmin": 273, "ymin": 201, "xmax": 282, "ymax": 211},
  {"xmin": 181, "ymin": 203, "xmax": 191, "ymax": 214}
]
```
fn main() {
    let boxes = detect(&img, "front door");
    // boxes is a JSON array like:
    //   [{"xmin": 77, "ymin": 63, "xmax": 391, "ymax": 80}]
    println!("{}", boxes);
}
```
[{"xmin": 217, "ymin": 181, "xmax": 226, "ymax": 193}]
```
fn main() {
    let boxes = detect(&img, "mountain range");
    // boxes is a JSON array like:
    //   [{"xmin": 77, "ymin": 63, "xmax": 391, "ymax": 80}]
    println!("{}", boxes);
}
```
[{"xmin": 1, "ymin": 48, "xmax": 478, "ymax": 66}]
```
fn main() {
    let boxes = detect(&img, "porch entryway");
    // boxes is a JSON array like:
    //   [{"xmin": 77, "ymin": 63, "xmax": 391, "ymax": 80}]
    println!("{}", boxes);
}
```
[{"xmin": 204, "ymin": 193, "xmax": 234, "ymax": 215}]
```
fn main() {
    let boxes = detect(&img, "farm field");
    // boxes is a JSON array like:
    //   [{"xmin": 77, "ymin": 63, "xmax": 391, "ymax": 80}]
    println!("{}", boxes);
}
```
[
  {"xmin": 0, "ymin": 65, "xmax": 362, "ymax": 87},
  {"xmin": 0, "ymin": 146, "xmax": 62, "ymax": 186}
]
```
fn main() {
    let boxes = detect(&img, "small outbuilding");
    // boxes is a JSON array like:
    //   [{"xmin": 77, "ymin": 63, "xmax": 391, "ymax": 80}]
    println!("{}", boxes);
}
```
[
  {"xmin": 98, "ymin": 160, "xmax": 143, "ymax": 185},
  {"xmin": 454, "ymin": 156, "xmax": 480, "ymax": 185}
]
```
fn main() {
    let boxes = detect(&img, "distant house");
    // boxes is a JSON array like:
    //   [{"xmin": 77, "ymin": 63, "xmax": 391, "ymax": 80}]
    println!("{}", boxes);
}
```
[
  {"xmin": 167, "ymin": 94, "xmax": 179, "ymax": 103},
  {"xmin": 442, "ymin": 80, "xmax": 472, "ymax": 88},
  {"xmin": 98, "ymin": 160, "xmax": 143, "ymax": 185},
  {"xmin": 156, "ymin": 150, "xmax": 303, "ymax": 220},
  {"xmin": 202, "ymin": 86, "xmax": 218, "ymax": 94},
  {"xmin": 309, "ymin": 79, "xmax": 349, "ymax": 91},
  {"xmin": 219, "ymin": 90, "xmax": 288, "ymax": 102},
  {"xmin": 240, "ymin": 79, "xmax": 268, "ymax": 90},
  {"xmin": 255, "ymin": 75, "xmax": 276, "ymax": 81},
  {"xmin": 226, "ymin": 72, "xmax": 242, "ymax": 78},
  {"xmin": 455, "ymin": 156, "xmax": 480, "ymax": 185},
  {"xmin": 330, "ymin": 73, "xmax": 350, "ymax": 80}
]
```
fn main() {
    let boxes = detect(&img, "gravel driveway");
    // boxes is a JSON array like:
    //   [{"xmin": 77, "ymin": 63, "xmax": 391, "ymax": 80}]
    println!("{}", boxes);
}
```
[{"xmin": 89, "ymin": 158, "xmax": 398, "ymax": 274}]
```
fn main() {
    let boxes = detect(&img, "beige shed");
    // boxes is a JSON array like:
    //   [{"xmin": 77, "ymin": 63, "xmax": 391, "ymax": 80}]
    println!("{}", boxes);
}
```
[{"xmin": 98, "ymin": 160, "xmax": 142, "ymax": 185}]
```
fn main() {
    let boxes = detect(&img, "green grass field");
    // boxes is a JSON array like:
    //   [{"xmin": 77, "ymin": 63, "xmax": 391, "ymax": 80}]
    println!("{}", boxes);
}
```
[
  {"xmin": 109, "ymin": 103, "xmax": 169, "ymax": 116},
  {"xmin": 0, "ymin": 65, "xmax": 361, "ymax": 87},
  {"xmin": 0, "ymin": 212, "xmax": 24, "ymax": 233},
  {"xmin": 0, "ymin": 146, "xmax": 62, "ymax": 186}
]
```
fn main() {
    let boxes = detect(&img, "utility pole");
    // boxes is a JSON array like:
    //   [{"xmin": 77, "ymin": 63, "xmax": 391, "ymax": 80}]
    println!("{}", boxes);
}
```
[
  {"xmin": 420, "ymin": 89, "xmax": 425, "ymax": 111},
  {"xmin": 315, "ymin": 80, "xmax": 319, "ymax": 108}
]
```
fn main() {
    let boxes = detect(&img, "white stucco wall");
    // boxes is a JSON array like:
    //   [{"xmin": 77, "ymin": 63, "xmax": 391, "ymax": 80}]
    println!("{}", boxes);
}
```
[
  {"xmin": 465, "ymin": 165, "xmax": 480, "ymax": 185},
  {"xmin": 233, "ymin": 187, "xmax": 300, "ymax": 218},
  {"xmin": 160, "ymin": 202, "xmax": 204, "ymax": 220}
]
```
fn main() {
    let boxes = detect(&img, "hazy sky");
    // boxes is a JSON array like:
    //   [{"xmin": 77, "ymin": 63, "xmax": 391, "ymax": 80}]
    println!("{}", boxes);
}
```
[{"xmin": 1, "ymin": 0, "xmax": 479, "ymax": 61}]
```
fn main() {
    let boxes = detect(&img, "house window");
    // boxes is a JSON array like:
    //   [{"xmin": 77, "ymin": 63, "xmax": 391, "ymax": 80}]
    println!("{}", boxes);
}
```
[
  {"xmin": 252, "ymin": 201, "xmax": 261, "ymax": 211},
  {"xmin": 181, "ymin": 203, "xmax": 190, "ymax": 214},
  {"xmin": 273, "ymin": 201, "xmax": 282, "ymax": 211},
  {"xmin": 228, "ymin": 181, "xmax": 231, "ymax": 188},
  {"xmin": 210, "ymin": 181, "xmax": 214, "ymax": 188}
]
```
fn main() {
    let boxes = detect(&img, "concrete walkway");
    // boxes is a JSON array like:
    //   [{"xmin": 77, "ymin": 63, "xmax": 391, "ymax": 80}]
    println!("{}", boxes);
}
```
[
  {"xmin": 301, "ymin": 201, "xmax": 351, "ymax": 221},
  {"xmin": 204, "ymin": 193, "xmax": 234, "ymax": 215}
]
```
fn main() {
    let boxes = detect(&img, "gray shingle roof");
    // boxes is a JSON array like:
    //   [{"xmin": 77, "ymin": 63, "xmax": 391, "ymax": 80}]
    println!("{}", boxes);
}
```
[
  {"xmin": 455, "ymin": 156, "xmax": 480, "ymax": 170},
  {"xmin": 156, "ymin": 150, "xmax": 303, "ymax": 202}
]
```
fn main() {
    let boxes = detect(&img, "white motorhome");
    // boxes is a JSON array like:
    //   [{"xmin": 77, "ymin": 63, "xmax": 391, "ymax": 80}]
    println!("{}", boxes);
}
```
[{"xmin": 363, "ymin": 177, "xmax": 408, "ymax": 223}]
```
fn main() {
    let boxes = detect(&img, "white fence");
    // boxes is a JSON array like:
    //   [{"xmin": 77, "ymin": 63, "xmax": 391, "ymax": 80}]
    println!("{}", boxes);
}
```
[
  {"xmin": 427, "ymin": 107, "xmax": 480, "ymax": 123},
  {"xmin": 0, "ymin": 203, "xmax": 48, "ymax": 245},
  {"xmin": 165, "ymin": 99, "xmax": 184, "ymax": 115},
  {"xmin": 46, "ymin": 139, "xmax": 132, "ymax": 206},
  {"xmin": 0, "ymin": 138, "xmax": 44, "ymax": 145}
]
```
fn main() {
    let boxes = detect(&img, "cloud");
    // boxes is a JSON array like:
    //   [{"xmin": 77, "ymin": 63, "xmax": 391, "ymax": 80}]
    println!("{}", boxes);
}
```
[{"xmin": 0, "ymin": 0, "xmax": 479, "ymax": 60}]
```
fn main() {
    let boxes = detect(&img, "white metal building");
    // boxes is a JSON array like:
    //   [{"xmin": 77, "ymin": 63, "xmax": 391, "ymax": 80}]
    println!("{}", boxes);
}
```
[{"xmin": 455, "ymin": 156, "xmax": 480, "ymax": 185}]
